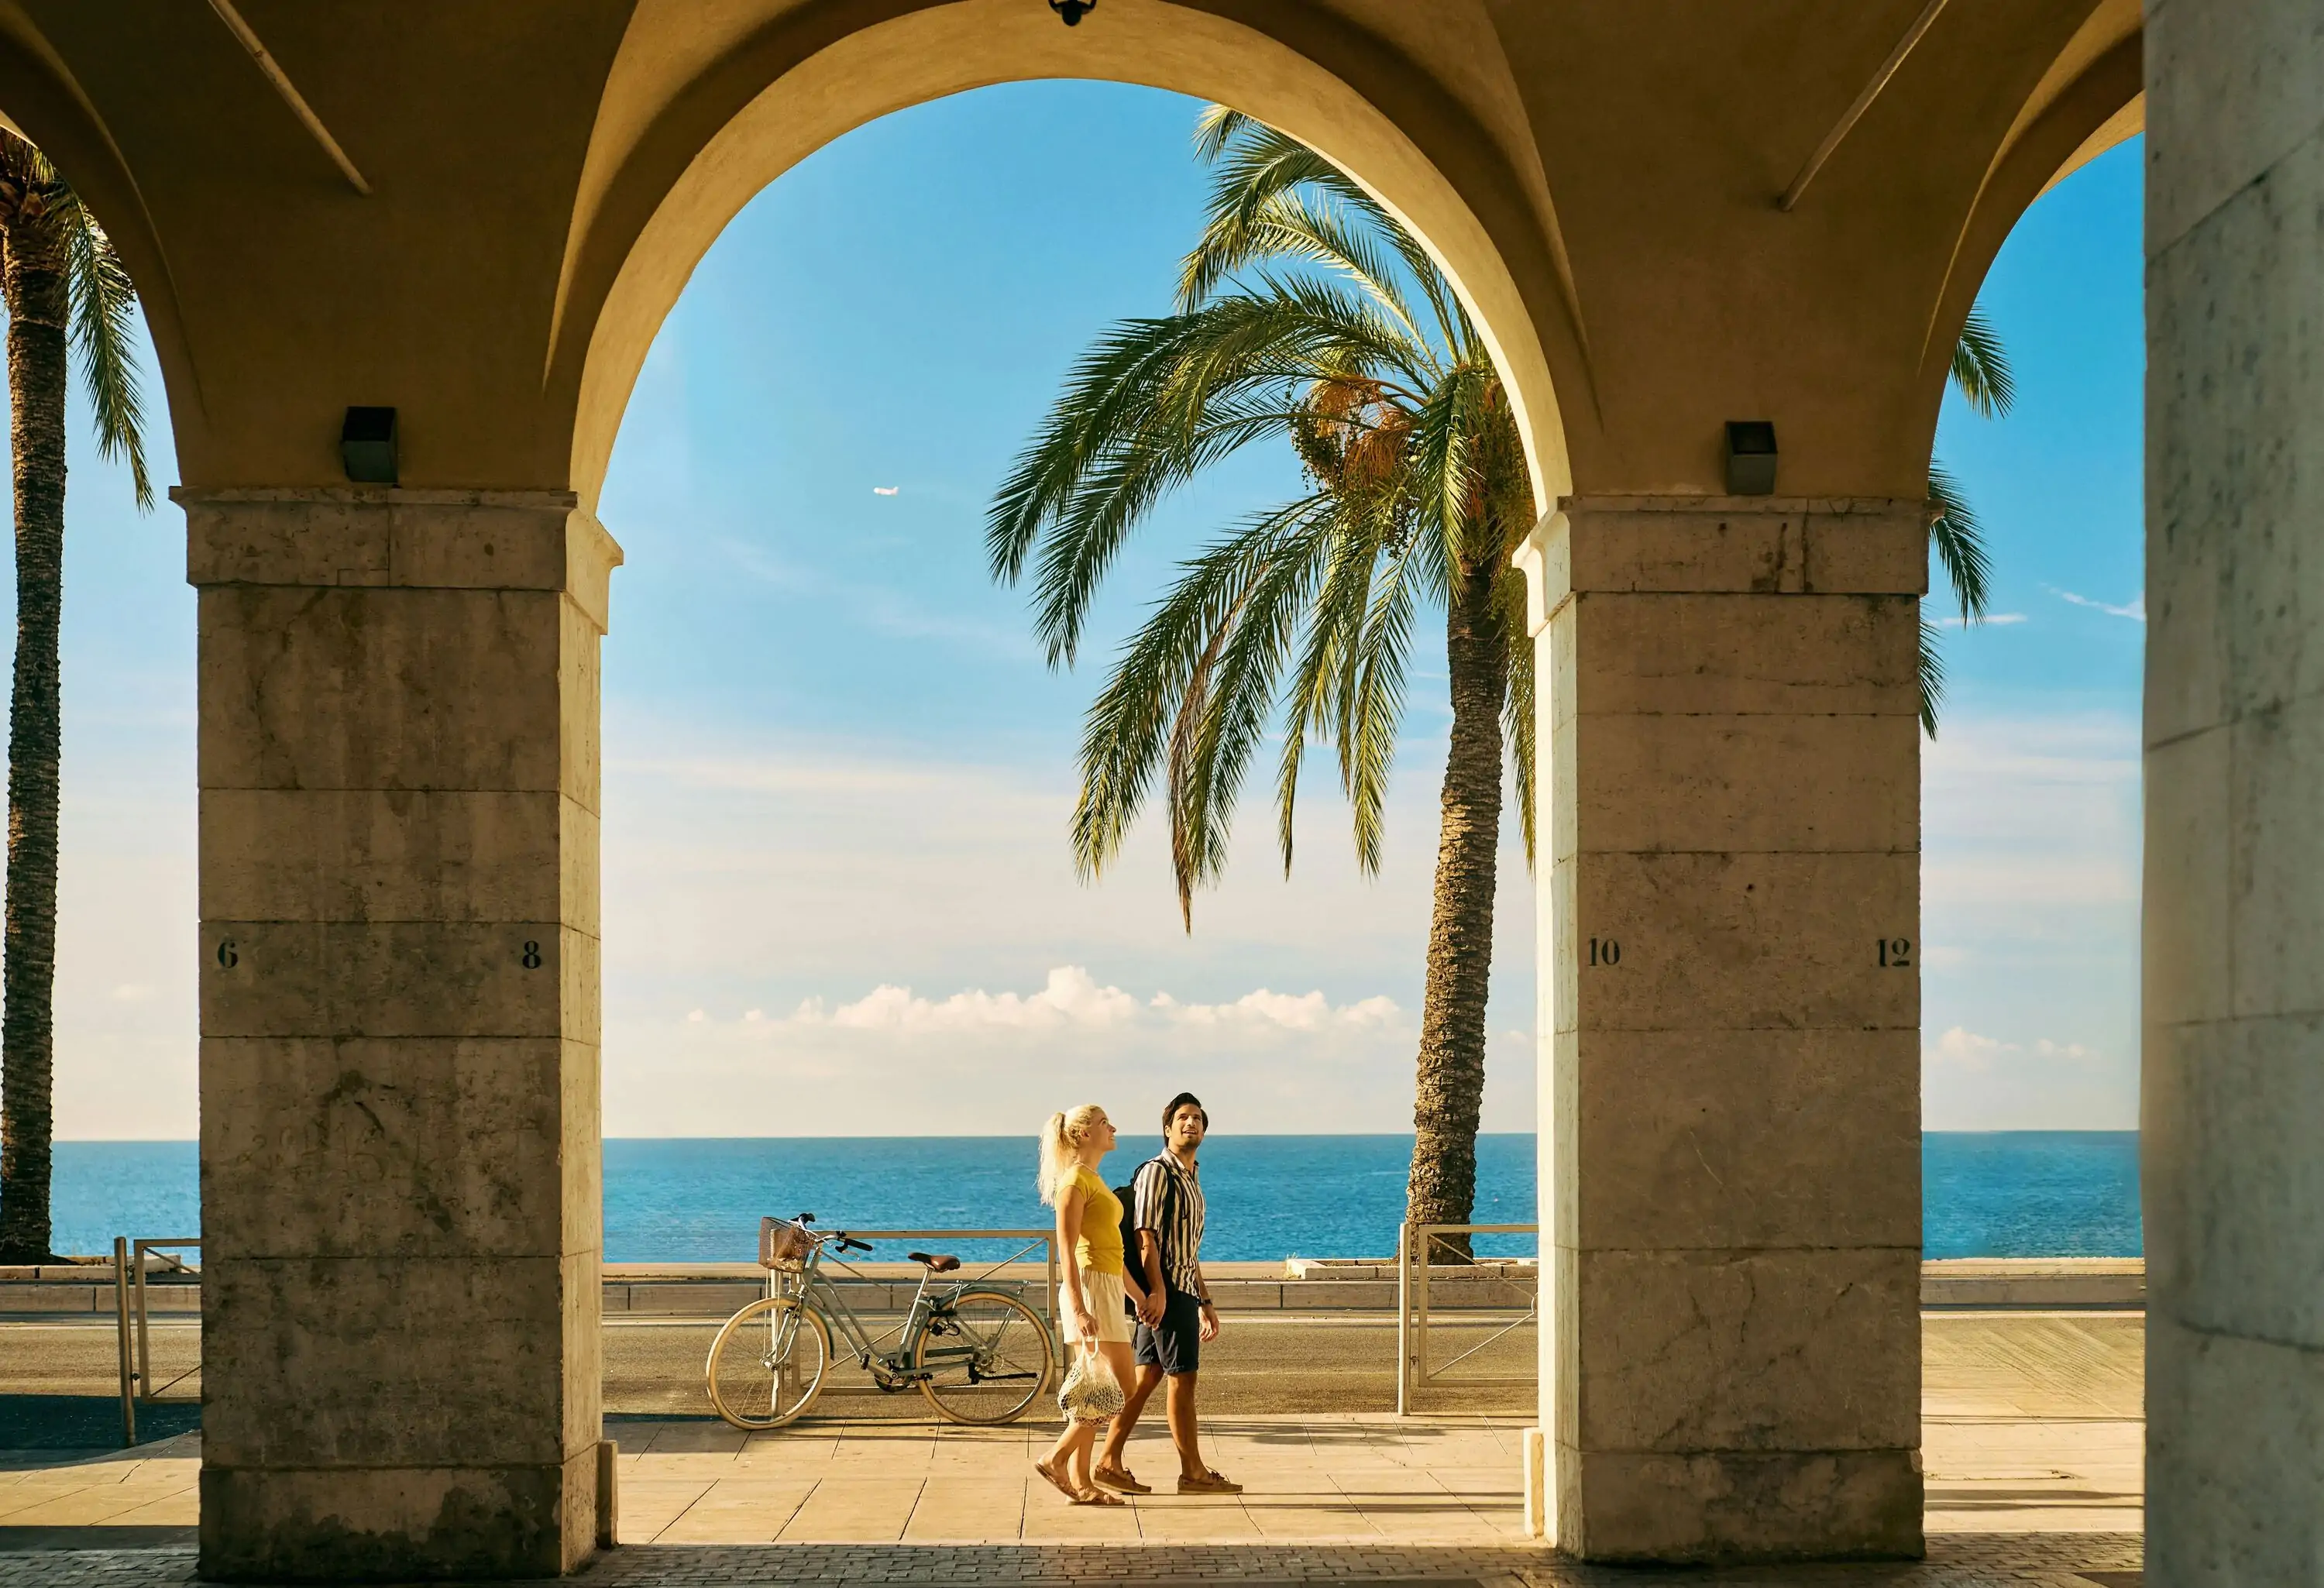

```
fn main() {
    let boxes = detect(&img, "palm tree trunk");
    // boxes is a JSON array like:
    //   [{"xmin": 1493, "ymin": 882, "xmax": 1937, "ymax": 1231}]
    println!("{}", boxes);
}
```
[
  {"xmin": 0, "ymin": 197, "xmax": 68, "ymax": 1263},
  {"xmin": 1404, "ymin": 559, "xmax": 1508, "ymax": 1263}
]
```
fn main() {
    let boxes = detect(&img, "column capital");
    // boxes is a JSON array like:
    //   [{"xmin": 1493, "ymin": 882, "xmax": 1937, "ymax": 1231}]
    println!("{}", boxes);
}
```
[
  {"xmin": 176, "ymin": 486, "xmax": 624, "ymax": 634},
  {"xmin": 1514, "ymin": 495, "xmax": 1927, "ymax": 629}
]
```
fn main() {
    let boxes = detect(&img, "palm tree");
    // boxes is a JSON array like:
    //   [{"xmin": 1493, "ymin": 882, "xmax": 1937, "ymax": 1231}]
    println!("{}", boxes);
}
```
[
  {"xmin": 0, "ymin": 129, "xmax": 152, "ymax": 1265},
  {"xmin": 1923, "ymin": 309, "xmax": 2013, "ymax": 732},
  {"xmin": 991, "ymin": 108, "xmax": 2006, "ymax": 1247}
]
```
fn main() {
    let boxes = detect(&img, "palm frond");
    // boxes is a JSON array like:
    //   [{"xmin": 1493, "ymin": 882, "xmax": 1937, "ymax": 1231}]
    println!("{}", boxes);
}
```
[
  {"xmin": 1927, "ymin": 461, "xmax": 1992, "ymax": 623},
  {"xmin": 1274, "ymin": 497, "xmax": 1391, "ymax": 874},
  {"xmin": 1337, "ymin": 524, "xmax": 1421, "ymax": 874},
  {"xmin": 1918, "ymin": 615, "xmax": 1946, "ymax": 738},
  {"xmin": 1071, "ymin": 495, "xmax": 1336, "ymax": 885},
  {"xmin": 58, "ymin": 195, "xmax": 153, "ymax": 512},
  {"xmin": 1162, "ymin": 502, "xmax": 1339, "ymax": 922},
  {"xmin": 1951, "ymin": 304, "xmax": 2015, "ymax": 419},
  {"xmin": 1181, "ymin": 112, "xmax": 1472, "ymax": 356},
  {"xmin": 1499, "ymin": 568, "xmax": 1535, "ymax": 867}
]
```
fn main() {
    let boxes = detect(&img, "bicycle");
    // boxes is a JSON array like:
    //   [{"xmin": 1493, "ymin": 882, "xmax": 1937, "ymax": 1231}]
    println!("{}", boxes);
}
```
[{"xmin": 703, "ymin": 1213, "xmax": 1057, "ymax": 1430}]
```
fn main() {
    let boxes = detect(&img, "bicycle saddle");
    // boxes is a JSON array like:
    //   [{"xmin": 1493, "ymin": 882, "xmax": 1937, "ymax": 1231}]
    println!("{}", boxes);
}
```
[{"xmin": 906, "ymin": 1251, "xmax": 961, "ymax": 1273}]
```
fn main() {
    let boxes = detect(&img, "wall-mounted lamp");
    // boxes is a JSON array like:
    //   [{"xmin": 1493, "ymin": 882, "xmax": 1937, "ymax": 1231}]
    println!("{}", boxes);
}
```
[
  {"xmin": 1049, "ymin": 0, "xmax": 1096, "ymax": 23},
  {"xmin": 1723, "ymin": 420, "xmax": 1776, "ymax": 495},
  {"xmin": 342, "ymin": 406, "xmax": 398, "ymax": 484}
]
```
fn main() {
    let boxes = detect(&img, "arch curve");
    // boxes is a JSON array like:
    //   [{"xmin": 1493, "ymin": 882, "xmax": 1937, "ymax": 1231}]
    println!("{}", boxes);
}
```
[
  {"xmin": 1914, "ymin": 17, "xmax": 2142, "ymax": 434},
  {"xmin": 552, "ymin": 0, "xmax": 1568, "ymax": 517}
]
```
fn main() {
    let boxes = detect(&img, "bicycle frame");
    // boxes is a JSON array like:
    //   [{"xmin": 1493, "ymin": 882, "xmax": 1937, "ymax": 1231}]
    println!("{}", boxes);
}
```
[{"xmin": 774, "ymin": 1232, "xmax": 1047, "ymax": 1387}]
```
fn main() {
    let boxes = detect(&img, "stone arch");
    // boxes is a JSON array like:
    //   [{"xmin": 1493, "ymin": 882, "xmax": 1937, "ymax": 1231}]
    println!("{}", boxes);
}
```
[
  {"xmin": 1913, "ymin": 13, "xmax": 2142, "ymax": 442},
  {"xmin": 550, "ymin": 0, "xmax": 1571, "ymax": 519},
  {"xmin": 0, "ymin": 18, "xmax": 201, "ymax": 438}
]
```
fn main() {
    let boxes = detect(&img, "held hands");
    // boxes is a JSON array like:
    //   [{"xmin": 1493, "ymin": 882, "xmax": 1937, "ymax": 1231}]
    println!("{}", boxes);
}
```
[{"xmin": 1134, "ymin": 1290, "xmax": 1164, "ymax": 1328}]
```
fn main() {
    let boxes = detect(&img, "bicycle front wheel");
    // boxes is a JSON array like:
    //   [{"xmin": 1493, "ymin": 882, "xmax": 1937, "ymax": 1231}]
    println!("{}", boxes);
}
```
[
  {"xmin": 914, "ymin": 1289, "xmax": 1054, "ymax": 1425},
  {"xmin": 706, "ymin": 1295, "xmax": 830, "ymax": 1430}
]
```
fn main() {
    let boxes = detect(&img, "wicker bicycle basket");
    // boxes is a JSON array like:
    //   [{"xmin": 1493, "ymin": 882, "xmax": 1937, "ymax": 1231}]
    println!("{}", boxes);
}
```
[{"xmin": 758, "ymin": 1216, "xmax": 814, "ymax": 1270}]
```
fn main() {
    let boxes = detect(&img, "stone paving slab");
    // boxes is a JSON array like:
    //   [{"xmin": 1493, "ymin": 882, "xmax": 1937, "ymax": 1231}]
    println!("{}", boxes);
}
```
[{"xmin": 0, "ymin": 1533, "xmax": 2144, "ymax": 1586}]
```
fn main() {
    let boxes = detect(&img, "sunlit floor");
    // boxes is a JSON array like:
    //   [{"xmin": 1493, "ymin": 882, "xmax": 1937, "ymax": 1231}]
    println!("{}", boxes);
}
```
[{"xmin": 0, "ymin": 1311, "xmax": 2144, "ymax": 1547}]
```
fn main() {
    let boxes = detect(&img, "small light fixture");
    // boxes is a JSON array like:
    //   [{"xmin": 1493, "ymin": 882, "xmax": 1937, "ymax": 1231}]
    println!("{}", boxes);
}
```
[
  {"xmin": 1723, "ymin": 420, "xmax": 1776, "ymax": 495},
  {"xmin": 1049, "ymin": 0, "xmax": 1095, "ymax": 22},
  {"xmin": 341, "ymin": 406, "xmax": 398, "ymax": 484}
]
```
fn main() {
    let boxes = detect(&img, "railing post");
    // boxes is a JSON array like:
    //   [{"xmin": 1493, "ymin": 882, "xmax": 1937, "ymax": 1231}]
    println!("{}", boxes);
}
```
[
  {"xmin": 113, "ymin": 1237, "xmax": 136, "ymax": 1446},
  {"xmin": 1414, "ymin": 1225, "xmax": 1433, "ymax": 1400},
  {"xmin": 133, "ymin": 1241, "xmax": 151, "ymax": 1402},
  {"xmin": 1395, "ymin": 1222, "xmax": 1411, "ymax": 1416}
]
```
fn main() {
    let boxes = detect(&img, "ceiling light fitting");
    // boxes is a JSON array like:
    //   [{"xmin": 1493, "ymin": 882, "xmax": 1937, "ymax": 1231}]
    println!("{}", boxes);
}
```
[{"xmin": 1050, "ymin": 0, "xmax": 1096, "ymax": 24}]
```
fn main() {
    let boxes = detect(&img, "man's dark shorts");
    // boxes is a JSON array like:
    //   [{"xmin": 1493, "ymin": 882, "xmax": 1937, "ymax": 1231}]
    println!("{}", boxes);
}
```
[{"xmin": 1134, "ymin": 1287, "xmax": 1202, "ymax": 1375}]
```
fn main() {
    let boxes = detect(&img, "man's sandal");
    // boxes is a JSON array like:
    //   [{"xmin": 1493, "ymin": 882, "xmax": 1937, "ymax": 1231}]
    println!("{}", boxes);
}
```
[
  {"xmin": 1093, "ymin": 1465, "xmax": 1151, "ymax": 1494},
  {"xmin": 1177, "ymin": 1470, "xmax": 1243, "ymax": 1493}
]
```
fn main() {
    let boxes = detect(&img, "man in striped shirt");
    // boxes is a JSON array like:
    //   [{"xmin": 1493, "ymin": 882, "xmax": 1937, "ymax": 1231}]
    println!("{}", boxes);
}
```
[{"xmin": 1095, "ymin": 1092, "xmax": 1239, "ymax": 1494}]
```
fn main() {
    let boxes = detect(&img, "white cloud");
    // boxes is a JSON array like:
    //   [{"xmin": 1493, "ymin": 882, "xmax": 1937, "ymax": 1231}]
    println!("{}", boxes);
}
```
[
  {"xmin": 599, "ymin": 720, "xmax": 1538, "ymax": 1136},
  {"xmin": 1929, "ymin": 611, "xmax": 2028, "ymax": 629},
  {"xmin": 2045, "ymin": 585, "xmax": 2145, "ymax": 620}
]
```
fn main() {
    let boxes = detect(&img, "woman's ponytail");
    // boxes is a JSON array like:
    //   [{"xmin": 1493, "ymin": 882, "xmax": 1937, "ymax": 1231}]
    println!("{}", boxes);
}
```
[{"xmin": 1037, "ymin": 1104, "xmax": 1103, "ymax": 1205}]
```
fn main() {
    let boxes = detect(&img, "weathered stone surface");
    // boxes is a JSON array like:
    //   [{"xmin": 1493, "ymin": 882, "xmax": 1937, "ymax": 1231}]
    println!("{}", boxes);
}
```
[
  {"xmin": 2141, "ymin": 726, "xmax": 2232, "ymax": 1029},
  {"xmin": 1566, "ymin": 1029, "xmax": 1919, "ymax": 1251},
  {"xmin": 199, "ymin": 1442, "xmax": 599, "ymax": 1583},
  {"xmin": 200, "ymin": 1037, "xmax": 594, "ymax": 1259},
  {"xmin": 2146, "ymin": 12, "xmax": 2324, "ymax": 1582},
  {"xmin": 1569, "ymin": 712, "xmax": 1917, "ymax": 854},
  {"xmin": 1563, "ymin": 592, "xmax": 1921, "ymax": 720},
  {"xmin": 2145, "ymin": 1311, "xmax": 2324, "ymax": 1586},
  {"xmin": 194, "ymin": 490, "xmax": 610, "ymax": 1579},
  {"xmin": 1535, "ymin": 497, "xmax": 1927, "ymax": 607},
  {"xmin": 2142, "ymin": 1016, "xmax": 2324, "ymax": 1347},
  {"xmin": 1525, "ymin": 496, "xmax": 1921, "ymax": 1561},
  {"xmin": 2145, "ymin": 0, "xmax": 2324, "ymax": 254},
  {"xmin": 201, "ymin": 1253, "xmax": 594, "ymax": 1467},
  {"xmin": 198, "ymin": 789, "xmax": 593, "ymax": 925},
  {"xmin": 1569, "ymin": 1247, "xmax": 1920, "ymax": 1452},
  {"xmin": 1557, "ymin": 851, "xmax": 1918, "ymax": 1031},
  {"xmin": 1557, "ymin": 1445, "xmax": 1923, "ymax": 1563}
]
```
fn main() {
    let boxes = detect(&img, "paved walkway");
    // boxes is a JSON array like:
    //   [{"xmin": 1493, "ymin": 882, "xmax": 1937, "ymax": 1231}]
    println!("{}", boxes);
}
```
[
  {"xmin": 0, "ymin": 1533, "xmax": 2148, "ymax": 1586},
  {"xmin": 0, "ymin": 1311, "xmax": 2147, "ymax": 1582}
]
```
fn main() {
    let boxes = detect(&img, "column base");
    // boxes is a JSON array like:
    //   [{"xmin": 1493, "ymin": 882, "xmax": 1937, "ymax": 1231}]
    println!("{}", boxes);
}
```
[
  {"xmin": 1556, "ymin": 1445, "xmax": 1923, "ymax": 1564},
  {"xmin": 199, "ymin": 1449, "xmax": 600, "ymax": 1583}
]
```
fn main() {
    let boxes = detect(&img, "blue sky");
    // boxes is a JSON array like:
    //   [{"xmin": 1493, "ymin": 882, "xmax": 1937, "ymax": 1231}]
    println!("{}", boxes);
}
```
[{"xmin": 35, "ymin": 83, "xmax": 2143, "ymax": 1136}]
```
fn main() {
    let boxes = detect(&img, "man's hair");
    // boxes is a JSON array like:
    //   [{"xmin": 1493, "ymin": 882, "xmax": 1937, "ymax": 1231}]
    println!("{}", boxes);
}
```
[{"xmin": 1162, "ymin": 1091, "xmax": 1208, "ymax": 1131}]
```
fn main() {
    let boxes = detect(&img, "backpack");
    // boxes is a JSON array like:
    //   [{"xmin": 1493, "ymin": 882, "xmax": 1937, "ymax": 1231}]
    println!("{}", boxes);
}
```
[{"xmin": 1113, "ymin": 1178, "xmax": 1141, "ymax": 1301}]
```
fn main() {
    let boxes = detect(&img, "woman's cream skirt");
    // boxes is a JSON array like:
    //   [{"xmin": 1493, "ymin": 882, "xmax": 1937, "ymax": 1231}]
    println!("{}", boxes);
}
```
[{"xmin": 1060, "ymin": 1267, "xmax": 1133, "ymax": 1345}]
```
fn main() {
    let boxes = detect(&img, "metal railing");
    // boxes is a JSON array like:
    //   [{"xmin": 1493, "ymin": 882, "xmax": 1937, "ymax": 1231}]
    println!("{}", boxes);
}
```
[
  {"xmin": 1395, "ymin": 1221, "xmax": 1538, "ymax": 1414},
  {"xmin": 114, "ymin": 1236, "xmax": 201, "ymax": 1445}
]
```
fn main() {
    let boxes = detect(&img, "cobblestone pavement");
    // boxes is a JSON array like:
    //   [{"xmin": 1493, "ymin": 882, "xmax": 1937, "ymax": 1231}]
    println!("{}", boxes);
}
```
[{"xmin": 0, "ymin": 1532, "xmax": 2145, "ymax": 1586}]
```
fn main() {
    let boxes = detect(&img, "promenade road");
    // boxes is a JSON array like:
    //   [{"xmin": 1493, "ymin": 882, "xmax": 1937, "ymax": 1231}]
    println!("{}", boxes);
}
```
[{"xmin": 0, "ymin": 1310, "xmax": 2144, "ymax": 1559}]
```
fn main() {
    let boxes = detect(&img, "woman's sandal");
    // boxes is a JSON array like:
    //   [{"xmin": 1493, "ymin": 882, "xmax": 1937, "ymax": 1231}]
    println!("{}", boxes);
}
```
[
  {"xmin": 1071, "ymin": 1487, "xmax": 1126, "ymax": 1506},
  {"xmin": 1033, "ymin": 1459, "xmax": 1081, "ymax": 1502}
]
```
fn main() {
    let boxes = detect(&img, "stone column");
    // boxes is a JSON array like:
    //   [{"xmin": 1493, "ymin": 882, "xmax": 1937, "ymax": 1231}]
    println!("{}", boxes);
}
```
[
  {"xmin": 2144, "ymin": 5, "xmax": 2324, "ymax": 1581},
  {"xmin": 1518, "ymin": 495, "xmax": 1925, "ymax": 1562},
  {"xmin": 185, "ymin": 488, "xmax": 617, "ymax": 1583}
]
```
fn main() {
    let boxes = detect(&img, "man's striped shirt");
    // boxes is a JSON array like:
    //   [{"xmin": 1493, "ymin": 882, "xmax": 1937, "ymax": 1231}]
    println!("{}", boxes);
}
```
[{"xmin": 1131, "ymin": 1153, "xmax": 1207, "ymax": 1299}]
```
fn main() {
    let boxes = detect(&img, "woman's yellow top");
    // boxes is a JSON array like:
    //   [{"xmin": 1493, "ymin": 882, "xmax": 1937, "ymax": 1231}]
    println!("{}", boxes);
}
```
[{"xmin": 1069, "ymin": 1167, "xmax": 1124, "ymax": 1276}]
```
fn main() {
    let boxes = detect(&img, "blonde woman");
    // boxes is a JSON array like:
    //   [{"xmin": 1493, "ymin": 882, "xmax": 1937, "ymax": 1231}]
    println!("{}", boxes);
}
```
[{"xmin": 1032, "ymin": 1104, "xmax": 1147, "ymax": 1506}]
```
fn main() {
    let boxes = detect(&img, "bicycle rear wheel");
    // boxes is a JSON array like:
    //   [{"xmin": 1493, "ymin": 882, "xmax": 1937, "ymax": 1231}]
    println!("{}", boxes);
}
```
[
  {"xmin": 706, "ymin": 1295, "xmax": 830, "ymax": 1430},
  {"xmin": 913, "ymin": 1290, "xmax": 1054, "ymax": 1425}
]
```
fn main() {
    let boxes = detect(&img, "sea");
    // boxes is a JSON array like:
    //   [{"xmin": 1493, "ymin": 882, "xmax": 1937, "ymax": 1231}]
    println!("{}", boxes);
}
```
[{"xmin": 40, "ymin": 1133, "xmax": 2139, "ymax": 1263}]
